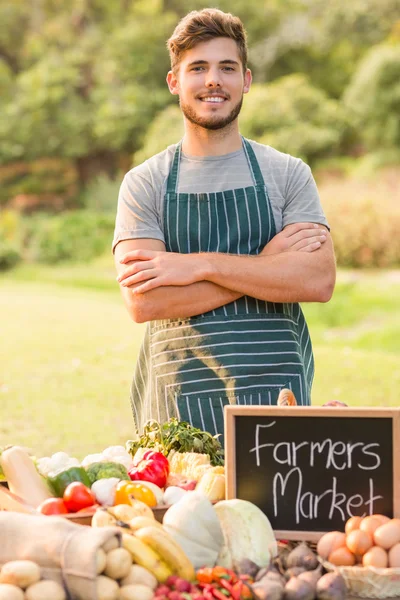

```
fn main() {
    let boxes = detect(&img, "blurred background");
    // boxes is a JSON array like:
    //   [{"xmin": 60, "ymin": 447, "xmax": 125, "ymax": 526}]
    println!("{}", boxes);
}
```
[{"xmin": 1, "ymin": 0, "xmax": 400, "ymax": 458}]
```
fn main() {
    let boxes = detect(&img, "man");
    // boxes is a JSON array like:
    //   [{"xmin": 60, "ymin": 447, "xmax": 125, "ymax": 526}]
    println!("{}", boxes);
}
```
[{"xmin": 113, "ymin": 9, "xmax": 336, "ymax": 444}]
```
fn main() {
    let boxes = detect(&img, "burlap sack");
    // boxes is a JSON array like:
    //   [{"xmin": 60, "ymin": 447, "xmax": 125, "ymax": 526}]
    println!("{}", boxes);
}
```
[{"xmin": 0, "ymin": 512, "xmax": 121, "ymax": 599}]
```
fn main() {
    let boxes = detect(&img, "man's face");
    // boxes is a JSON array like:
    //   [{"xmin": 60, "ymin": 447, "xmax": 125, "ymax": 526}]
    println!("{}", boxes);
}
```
[{"xmin": 167, "ymin": 37, "xmax": 252, "ymax": 131}]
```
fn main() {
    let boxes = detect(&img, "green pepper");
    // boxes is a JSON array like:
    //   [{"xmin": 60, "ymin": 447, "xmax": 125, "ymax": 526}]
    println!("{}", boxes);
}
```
[{"xmin": 47, "ymin": 466, "xmax": 92, "ymax": 497}]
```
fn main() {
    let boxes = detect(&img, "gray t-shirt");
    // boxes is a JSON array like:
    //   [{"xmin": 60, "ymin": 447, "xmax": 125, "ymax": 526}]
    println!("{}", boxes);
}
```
[{"xmin": 112, "ymin": 139, "xmax": 329, "ymax": 253}]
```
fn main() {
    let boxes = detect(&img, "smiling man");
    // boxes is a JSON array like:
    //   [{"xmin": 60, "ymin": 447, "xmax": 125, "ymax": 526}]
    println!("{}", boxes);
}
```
[{"xmin": 113, "ymin": 9, "xmax": 336, "ymax": 444}]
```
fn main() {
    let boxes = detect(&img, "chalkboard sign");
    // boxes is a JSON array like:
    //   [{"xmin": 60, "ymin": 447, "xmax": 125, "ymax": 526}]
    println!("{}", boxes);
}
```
[{"xmin": 224, "ymin": 407, "xmax": 400, "ymax": 541}]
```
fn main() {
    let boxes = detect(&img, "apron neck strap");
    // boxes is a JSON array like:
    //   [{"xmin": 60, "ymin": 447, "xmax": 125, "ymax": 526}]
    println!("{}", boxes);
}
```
[
  {"xmin": 166, "ymin": 141, "xmax": 182, "ymax": 195},
  {"xmin": 166, "ymin": 137, "xmax": 265, "ymax": 194},
  {"xmin": 242, "ymin": 137, "xmax": 265, "ymax": 187}
]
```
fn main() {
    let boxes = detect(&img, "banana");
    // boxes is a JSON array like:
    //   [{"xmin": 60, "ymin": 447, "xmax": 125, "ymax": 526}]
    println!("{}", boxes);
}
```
[
  {"xmin": 135, "ymin": 526, "xmax": 195, "ymax": 581},
  {"xmin": 122, "ymin": 533, "xmax": 173, "ymax": 583},
  {"xmin": 129, "ymin": 516, "xmax": 164, "ymax": 532}
]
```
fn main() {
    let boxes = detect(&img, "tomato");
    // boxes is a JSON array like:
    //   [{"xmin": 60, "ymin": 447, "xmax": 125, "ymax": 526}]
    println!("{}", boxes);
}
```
[
  {"xmin": 129, "ymin": 455, "xmax": 168, "ymax": 488},
  {"xmin": 63, "ymin": 482, "xmax": 96, "ymax": 513},
  {"xmin": 128, "ymin": 482, "xmax": 157, "ymax": 507},
  {"xmin": 114, "ymin": 480, "xmax": 139, "ymax": 505},
  {"xmin": 38, "ymin": 497, "xmax": 69, "ymax": 515}
]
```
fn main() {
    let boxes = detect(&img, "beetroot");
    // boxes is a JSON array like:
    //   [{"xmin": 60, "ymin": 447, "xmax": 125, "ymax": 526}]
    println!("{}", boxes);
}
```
[{"xmin": 175, "ymin": 579, "xmax": 192, "ymax": 593}]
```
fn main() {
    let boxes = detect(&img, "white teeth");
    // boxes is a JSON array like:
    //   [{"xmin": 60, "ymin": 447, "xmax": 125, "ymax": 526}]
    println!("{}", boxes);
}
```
[{"xmin": 201, "ymin": 97, "xmax": 225, "ymax": 102}]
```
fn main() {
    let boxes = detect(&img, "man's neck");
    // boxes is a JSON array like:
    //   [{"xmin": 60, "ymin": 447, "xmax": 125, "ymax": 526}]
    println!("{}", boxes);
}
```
[{"xmin": 181, "ymin": 121, "xmax": 243, "ymax": 157}]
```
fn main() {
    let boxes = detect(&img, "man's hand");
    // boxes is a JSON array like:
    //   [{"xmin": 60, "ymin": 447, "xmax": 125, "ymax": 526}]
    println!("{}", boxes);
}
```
[
  {"xmin": 117, "ymin": 249, "xmax": 204, "ymax": 293},
  {"xmin": 117, "ymin": 222, "xmax": 327, "ymax": 295},
  {"xmin": 261, "ymin": 223, "xmax": 327, "ymax": 256}
]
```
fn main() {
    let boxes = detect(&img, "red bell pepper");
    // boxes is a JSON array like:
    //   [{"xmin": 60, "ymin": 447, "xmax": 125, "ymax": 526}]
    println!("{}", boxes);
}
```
[
  {"xmin": 129, "ymin": 452, "xmax": 169, "ymax": 488},
  {"xmin": 141, "ymin": 450, "xmax": 170, "ymax": 475}
]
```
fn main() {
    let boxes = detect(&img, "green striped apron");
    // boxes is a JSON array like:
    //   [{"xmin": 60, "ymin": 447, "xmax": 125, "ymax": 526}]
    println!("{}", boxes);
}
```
[{"xmin": 130, "ymin": 138, "xmax": 313, "ymax": 447}]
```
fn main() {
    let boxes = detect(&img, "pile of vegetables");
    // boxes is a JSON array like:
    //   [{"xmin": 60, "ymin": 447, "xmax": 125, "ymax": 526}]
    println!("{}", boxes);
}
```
[
  {"xmin": 126, "ymin": 419, "xmax": 224, "ymax": 467},
  {"xmin": 0, "ymin": 559, "xmax": 66, "ymax": 600}
]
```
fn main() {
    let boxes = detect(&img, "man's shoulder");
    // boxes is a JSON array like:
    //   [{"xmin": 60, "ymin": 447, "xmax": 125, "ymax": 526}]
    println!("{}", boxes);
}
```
[
  {"xmin": 246, "ymin": 138, "xmax": 303, "ymax": 171},
  {"xmin": 125, "ymin": 144, "xmax": 179, "ymax": 187}
]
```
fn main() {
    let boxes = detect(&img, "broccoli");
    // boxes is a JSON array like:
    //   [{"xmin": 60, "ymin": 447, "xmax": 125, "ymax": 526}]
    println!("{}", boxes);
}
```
[{"xmin": 85, "ymin": 461, "xmax": 130, "ymax": 484}]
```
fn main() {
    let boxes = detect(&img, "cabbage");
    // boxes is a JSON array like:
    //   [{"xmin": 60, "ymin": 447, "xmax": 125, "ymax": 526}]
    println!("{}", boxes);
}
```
[{"xmin": 214, "ymin": 499, "xmax": 277, "ymax": 569}]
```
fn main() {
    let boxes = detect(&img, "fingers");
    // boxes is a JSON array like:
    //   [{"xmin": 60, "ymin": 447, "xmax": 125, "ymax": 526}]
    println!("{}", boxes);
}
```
[
  {"xmin": 119, "ymin": 268, "xmax": 158, "ymax": 287},
  {"xmin": 117, "ymin": 262, "xmax": 155, "ymax": 284},
  {"xmin": 291, "ymin": 233, "xmax": 327, "ymax": 251},
  {"xmin": 298, "ymin": 241, "xmax": 324, "ymax": 252},
  {"xmin": 119, "ymin": 249, "xmax": 156, "ymax": 263},
  {"xmin": 282, "ymin": 223, "xmax": 321, "ymax": 238}
]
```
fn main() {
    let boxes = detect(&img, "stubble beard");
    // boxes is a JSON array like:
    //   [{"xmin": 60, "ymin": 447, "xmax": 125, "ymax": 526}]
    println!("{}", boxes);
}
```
[{"xmin": 180, "ymin": 96, "xmax": 243, "ymax": 131}]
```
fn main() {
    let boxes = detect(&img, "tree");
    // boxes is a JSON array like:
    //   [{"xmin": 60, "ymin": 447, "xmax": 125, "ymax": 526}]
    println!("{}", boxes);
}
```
[
  {"xmin": 239, "ymin": 75, "xmax": 348, "ymax": 163},
  {"xmin": 343, "ymin": 43, "xmax": 400, "ymax": 150}
]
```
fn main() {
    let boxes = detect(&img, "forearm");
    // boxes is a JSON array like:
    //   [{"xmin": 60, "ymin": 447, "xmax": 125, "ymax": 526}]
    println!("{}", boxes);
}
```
[
  {"xmin": 203, "ymin": 244, "xmax": 336, "ymax": 303},
  {"xmin": 123, "ymin": 281, "xmax": 242, "ymax": 323}
]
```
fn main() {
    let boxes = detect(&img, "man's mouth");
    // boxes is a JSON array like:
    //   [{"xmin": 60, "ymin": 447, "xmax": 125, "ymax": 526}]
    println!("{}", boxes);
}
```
[{"xmin": 198, "ymin": 95, "xmax": 228, "ymax": 103}]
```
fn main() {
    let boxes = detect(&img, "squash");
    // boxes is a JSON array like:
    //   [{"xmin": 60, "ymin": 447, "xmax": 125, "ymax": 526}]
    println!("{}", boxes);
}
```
[
  {"xmin": 0, "ymin": 447, "xmax": 52, "ymax": 508},
  {"xmin": 162, "ymin": 491, "xmax": 224, "ymax": 568},
  {"xmin": 214, "ymin": 499, "xmax": 277, "ymax": 569},
  {"xmin": 195, "ymin": 470, "xmax": 225, "ymax": 502}
]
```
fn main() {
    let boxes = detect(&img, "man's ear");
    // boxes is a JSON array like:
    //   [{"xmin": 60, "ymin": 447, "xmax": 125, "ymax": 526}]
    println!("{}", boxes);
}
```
[
  {"xmin": 243, "ymin": 68, "xmax": 252, "ymax": 94},
  {"xmin": 167, "ymin": 71, "xmax": 179, "ymax": 95}
]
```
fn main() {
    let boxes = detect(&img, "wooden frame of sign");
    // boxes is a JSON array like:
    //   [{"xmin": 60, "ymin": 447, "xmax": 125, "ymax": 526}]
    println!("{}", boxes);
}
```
[{"xmin": 224, "ymin": 406, "xmax": 400, "ymax": 542}]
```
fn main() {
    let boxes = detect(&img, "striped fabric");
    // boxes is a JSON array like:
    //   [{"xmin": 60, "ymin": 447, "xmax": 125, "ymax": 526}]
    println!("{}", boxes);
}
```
[{"xmin": 130, "ymin": 138, "xmax": 313, "ymax": 446}]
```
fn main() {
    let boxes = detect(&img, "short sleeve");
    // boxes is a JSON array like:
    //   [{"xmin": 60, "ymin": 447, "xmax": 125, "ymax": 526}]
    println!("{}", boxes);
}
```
[
  {"xmin": 112, "ymin": 171, "xmax": 165, "ymax": 253},
  {"xmin": 283, "ymin": 158, "xmax": 330, "ymax": 230}
]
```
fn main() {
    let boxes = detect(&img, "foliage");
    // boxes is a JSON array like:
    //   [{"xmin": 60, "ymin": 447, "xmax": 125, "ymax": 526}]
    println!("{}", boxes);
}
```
[
  {"xmin": 134, "ymin": 105, "xmax": 184, "ymax": 164},
  {"xmin": 126, "ymin": 418, "xmax": 224, "ymax": 466},
  {"xmin": 343, "ymin": 43, "xmax": 400, "ymax": 150},
  {"xmin": 23, "ymin": 210, "xmax": 115, "ymax": 264},
  {"xmin": 240, "ymin": 76, "xmax": 348, "ymax": 163},
  {"xmin": 0, "ymin": 158, "xmax": 78, "ymax": 208},
  {"xmin": 0, "ymin": 0, "xmax": 400, "ymax": 215},
  {"xmin": 80, "ymin": 173, "xmax": 124, "ymax": 214},
  {"xmin": 319, "ymin": 168, "xmax": 400, "ymax": 268},
  {"xmin": 0, "ymin": 241, "xmax": 22, "ymax": 271}
]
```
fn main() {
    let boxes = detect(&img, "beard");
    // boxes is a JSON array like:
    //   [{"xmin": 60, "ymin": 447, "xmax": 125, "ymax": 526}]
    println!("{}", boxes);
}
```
[{"xmin": 180, "ymin": 95, "xmax": 243, "ymax": 131}]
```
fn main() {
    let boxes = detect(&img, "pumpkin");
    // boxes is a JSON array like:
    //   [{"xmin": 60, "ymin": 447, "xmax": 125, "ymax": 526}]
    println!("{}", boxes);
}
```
[
  {"xmin": 214, "ymin": 499, "xmax": 277, "ymax": 569},
  {"xmin": 162, "ymin": 491, "xmax": 224, "ymax": 568}
]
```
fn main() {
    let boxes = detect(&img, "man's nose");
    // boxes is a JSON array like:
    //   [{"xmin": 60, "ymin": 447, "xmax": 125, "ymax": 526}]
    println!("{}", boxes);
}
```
[{"xmin": 205, "ymin": 68, "xmax": 222, "ymax": 87}]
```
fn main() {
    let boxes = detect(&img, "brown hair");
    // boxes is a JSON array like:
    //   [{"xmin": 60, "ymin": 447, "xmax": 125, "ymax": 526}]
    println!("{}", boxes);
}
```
[{"xmin": 167, "ymin": 8, "xmax": 248, "ymax": 74}]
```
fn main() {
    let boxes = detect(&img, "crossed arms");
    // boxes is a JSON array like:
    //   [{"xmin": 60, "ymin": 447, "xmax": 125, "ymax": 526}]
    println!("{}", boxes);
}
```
[{"xmin": 114, "ymin": 223, "xmax": 336, "ymax": 324}]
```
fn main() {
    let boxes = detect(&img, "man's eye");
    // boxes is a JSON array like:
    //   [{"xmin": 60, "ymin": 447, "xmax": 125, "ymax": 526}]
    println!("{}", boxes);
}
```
[
  {"xmin": 191, "ymin": 67, "xmax": 204, "ymax": 71},
  {"xmin": 223, "ymin": 67, "xmax": 234, "ymax": 71}
]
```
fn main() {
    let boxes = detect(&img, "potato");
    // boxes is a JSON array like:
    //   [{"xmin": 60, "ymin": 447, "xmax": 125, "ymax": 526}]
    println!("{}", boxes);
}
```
[
  {"xmin": 121, "ymin": 565, "xmax": 158, "ymax": 590},
  {"xmin": 0, "ymin": 560, "xmax": 41, "ymax": 588},
  {"xmin": 97, "ymin": 548, "xmax": 108, "ymax": 574},
  {"xmin": 97, "ymin": 575, "xmax": 120, "ymax": 600},
  {"xmin": 0, "ymin": 583, "xmax": 25, "ymax": 600},
  {"xmin": 119, "ymin": 584, "xmax": 155, "ymax": 600},
  {"xmin": 25, "ymin": 580, "xmax": 66, "ymax": 600},
  {"xmin": 105, "ymin": 548, "xmax": 132, "ymax": 580},
  {"xmin": 103, "ymin": 536, "xmax": 120, "ymax": 553}
]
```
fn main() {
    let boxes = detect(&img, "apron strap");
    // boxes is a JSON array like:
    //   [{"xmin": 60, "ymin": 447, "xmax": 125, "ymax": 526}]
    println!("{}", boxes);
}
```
[
  {"xmin": 166, "ymin": 141, "xmax": 182, "ymax": 195},
  {"xmin": 242, "ymin": 137, "xmax": 266, "ymax": 187}
]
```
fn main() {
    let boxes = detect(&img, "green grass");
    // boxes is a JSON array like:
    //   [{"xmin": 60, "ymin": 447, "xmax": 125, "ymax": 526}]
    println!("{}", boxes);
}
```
[{"xmin": 1, "ymin": 259, "xmax": 400, "ymax": 459}]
